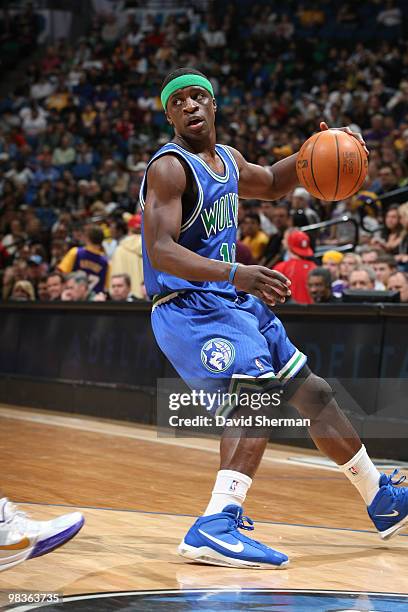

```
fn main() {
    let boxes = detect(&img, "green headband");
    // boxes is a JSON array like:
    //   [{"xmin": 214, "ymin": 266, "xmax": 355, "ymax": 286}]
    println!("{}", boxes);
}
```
[{"xmin": 161, "ymin": 74, "xmax": 214, "ymax": 109}]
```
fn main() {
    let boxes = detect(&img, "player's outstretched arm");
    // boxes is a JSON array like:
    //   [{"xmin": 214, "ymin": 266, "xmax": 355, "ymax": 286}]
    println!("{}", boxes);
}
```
[
  {"xmin": 229, "ymin": 122, "xmax": 367, "ymax": 201},
  {"xmin": 229, "ymin": 147, "xmax": 298, "ymax": 201},
  {"xmin": 144, "ymin": 155, "xmax": 291, "ymax": 305}
]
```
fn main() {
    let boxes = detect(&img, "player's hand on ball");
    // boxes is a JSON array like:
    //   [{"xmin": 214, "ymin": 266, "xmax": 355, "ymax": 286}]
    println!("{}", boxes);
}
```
[
  {"xmin": 233, "ymin": 265, "xmax": 291, "ymax": 306},
  {"xmin": 320, "ymin": 121, "xmax": 369, "ymax": 156}
]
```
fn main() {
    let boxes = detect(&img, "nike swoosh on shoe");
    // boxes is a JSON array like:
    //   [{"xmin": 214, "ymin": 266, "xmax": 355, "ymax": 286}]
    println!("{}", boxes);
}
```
[
  {"xmin": 198, "ymin": 529, "xmax": 244, "ymax": 553},
  {"xmin": 376, "ymin": 510, "xmax": 399, "ymax": 517},
  {"xmin": 0, "ymin": 537, "xmax": 31, "ymax": 551}
]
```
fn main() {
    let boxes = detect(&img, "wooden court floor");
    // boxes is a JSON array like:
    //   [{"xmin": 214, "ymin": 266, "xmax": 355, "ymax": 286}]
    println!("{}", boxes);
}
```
[{"xmin": 0, "ymin": 404, "xmax": 407, "ymax": 608}]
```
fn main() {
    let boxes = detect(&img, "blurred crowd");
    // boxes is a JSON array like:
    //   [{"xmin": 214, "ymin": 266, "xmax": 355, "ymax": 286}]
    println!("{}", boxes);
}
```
[
  {"xmin": 0, "ymin": 0, "xmax": 408, "ymax": 304},
  {"xmin": 0, "ymin": 3, "xmax": 42, "ymax": 79},
  {"xmin": 237, "ymin": 196, "xmax": 408, "ymax": 304}
]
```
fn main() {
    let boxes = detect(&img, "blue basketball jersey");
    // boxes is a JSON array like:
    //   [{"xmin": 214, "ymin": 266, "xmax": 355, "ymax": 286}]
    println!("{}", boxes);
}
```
[{"xmin": 140, "ymin": 142, "xmax": 240, "ymax": 299}]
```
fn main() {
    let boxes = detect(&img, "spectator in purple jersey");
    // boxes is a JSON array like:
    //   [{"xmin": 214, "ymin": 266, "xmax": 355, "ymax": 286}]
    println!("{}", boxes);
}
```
[{"xmin": 57, "ymin": 225, "xmax": 110, "ymax": 293}]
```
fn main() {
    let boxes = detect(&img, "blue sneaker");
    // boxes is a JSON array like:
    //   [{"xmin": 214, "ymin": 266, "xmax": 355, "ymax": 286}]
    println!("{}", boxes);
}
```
[
  {"xmin": 178, "ymin": 505, "xmax": 289, "ymax": 569},
  {"xmin": 368, "ymin": 470, "xmax": 408, "ymax": 540}
]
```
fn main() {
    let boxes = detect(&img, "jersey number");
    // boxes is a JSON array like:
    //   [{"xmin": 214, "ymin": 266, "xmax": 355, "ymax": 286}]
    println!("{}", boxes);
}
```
[
  {"xmin": 87, "ymin": 274, "xmax": 101, "ymax": 291},
  {"xmin": 220, "ymin": 242, "xmax": 236, "ymax": 263}
]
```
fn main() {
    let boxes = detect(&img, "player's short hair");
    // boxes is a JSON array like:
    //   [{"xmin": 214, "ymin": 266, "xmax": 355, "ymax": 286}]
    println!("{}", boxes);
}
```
[
  {"xmin": 308, "ymin": 267, "xmax": 332, "ymax": 288},
  {"xmin": 161, "ymin": 67, "xmax": 208, "ymax": 93}
]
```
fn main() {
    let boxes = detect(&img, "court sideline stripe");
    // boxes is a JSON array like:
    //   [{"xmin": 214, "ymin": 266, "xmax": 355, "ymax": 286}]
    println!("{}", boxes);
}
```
[
  {"xmin": 0, "ymin": 406, "xmax": 340, "ymax": 472},
  {"xmin": 15, "ymin": 500, "xmax": 408, "ymax": 538},
  {"xmin": 3, "ymin": 406, "xmax": 406, "ymax": 538}
]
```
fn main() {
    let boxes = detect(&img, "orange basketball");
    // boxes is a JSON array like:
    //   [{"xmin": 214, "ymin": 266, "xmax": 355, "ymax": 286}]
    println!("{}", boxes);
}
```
[{"xmin": 296, "ymin": 130, "xmax": 368, "ymax": 201}]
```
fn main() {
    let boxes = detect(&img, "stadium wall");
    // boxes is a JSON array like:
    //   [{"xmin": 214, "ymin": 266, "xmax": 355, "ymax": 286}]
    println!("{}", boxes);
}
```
[{"xmin": 1, "ymin": 302, "xmax": 407, "ymax": 459}]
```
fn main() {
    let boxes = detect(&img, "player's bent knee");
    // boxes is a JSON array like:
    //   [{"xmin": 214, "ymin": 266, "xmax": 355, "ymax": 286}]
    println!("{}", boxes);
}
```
[{"xmin": 290, "ymin": 373, "xmax": 334, "ymax": 419}]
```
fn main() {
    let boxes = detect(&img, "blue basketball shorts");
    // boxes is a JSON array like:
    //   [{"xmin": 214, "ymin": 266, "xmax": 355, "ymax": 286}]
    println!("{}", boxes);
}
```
[{"xmin": 151, "ymin": 291, "xmax": 307, "ymax": 416}]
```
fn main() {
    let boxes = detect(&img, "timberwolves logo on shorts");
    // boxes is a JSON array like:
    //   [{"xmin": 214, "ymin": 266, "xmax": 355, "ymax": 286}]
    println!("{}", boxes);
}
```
[{"xmin": 201, "ymin": 338, "xmax": 235, "ymax": 373}]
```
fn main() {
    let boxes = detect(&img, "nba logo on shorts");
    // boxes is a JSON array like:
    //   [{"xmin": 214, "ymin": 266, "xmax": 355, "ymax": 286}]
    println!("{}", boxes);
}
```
[
  {"xmin": 201, "ymin": 338, "xmax": 235, "ymax": 373},
  {"xmin": 255, "ymin": 358, "xmax": 264, "ymax": 371}
]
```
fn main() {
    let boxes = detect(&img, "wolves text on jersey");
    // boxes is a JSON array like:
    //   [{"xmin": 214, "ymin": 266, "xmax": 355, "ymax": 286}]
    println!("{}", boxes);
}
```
[{"xmin": 201, "ymin": 192, "xmax": 239, "ymax": 238}]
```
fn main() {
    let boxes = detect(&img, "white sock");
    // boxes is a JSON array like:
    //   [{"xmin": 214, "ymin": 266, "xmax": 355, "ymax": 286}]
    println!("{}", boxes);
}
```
[
  {"xmin": 204, "ymin": 470, "xmax": 252, "ymax": 516},
  {"xmin": 339, "ymin": 445, "xmax": 381, "ymax": 505}
]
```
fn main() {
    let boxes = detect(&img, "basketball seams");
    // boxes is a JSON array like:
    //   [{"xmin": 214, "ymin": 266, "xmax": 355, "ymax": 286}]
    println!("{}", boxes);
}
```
[
  {"xmin": 333, "ymin": 133, "xmax": 340, "ymax": 201},
  {"xmin": 343, "ymin": 138, "xmax": 364, "ymax": 200},
  {"xmin": 297, "ymin": 130, "xmax": 368, "ymax": 202},
  {"xmin": 309, "ymin": 132, "xmax": 326, "ymax": 200},
  {"xmin": 354, "ymin": 141, "xmax": 367, "ymax": 194}
]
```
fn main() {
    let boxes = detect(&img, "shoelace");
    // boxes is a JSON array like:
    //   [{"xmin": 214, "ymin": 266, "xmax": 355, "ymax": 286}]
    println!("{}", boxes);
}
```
[
  {"xmin": 385, "ymin": 469, "xmax": 407, "ymax": 506},
  {"xmin": 387, "ymin": 468, "xmax": 406, "ymax": 487},
  {"xmin": 229, "ymin": 507, "xmax": 270, "ymax": 547},
  {"xmin": 233, "ymin": 507, "xmax": 255, "ymax": 532}
]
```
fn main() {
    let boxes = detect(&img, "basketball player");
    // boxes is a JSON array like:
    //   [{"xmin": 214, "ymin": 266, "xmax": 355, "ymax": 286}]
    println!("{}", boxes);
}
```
[
  {"xmin": 0, "ymin": 493, "xmax": 84, "ymax": 571},
  {"xmin": 142, "ymin": 68, "xmax": 408, "ymax": 568}
]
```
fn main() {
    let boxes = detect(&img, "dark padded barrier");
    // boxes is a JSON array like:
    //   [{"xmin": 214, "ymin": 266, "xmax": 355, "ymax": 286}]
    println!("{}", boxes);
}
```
[{"xmin": 1, "ymin": 301, "xmax": 407, "ymax": 458}]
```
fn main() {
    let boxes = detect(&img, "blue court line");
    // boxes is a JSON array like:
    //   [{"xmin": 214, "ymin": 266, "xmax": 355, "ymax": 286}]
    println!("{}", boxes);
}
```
[{"xmin": 16, "ymin": 500, "xmax": 408, "ymax": 538}]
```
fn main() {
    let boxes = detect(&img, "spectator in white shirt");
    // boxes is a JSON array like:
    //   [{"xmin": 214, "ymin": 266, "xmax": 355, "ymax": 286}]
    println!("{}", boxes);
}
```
[
  {"xmin": 30, "ymin": 76, "xmax": 55, "ymax": 101},
  {"xmin": 127, "ymin": 23, "xmax": 143, "ymax": 46},
  {"xmin": 21, "ymin": 105, "xmax": 47, "ymax": 138},
  {"xmin": 202, "ymin": 22, "xmax": 226, "ymax": 48},
  {"xmin": 5, "ymin": 160, "xmax": 34, "ymax": 187}
]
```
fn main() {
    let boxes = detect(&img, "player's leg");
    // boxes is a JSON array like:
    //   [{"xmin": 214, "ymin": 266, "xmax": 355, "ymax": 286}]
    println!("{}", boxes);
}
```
[
  {"xmin": 256, "ymin": 298, "xmax": 408, "ymax": 541},
  {"xmin": 213, "ymin": 356, "xmax": 408, "ymax": 542},
  {"xmin": 151, "ymin": 292, "xmax": 289, "ymax": 568},
  {"xmin": 288, "ymin": 370, "xmax": 408, "ymax": 539},
  {"xmin": 219, "ymin": 435, "xmax": 267, "ymax": 477},
  {"xmin": 286, "ymin": 368, "xmax": 361, "ymax": 463},
  {"xmin": 0, "ymin": 491, "xmax": 84, "ymax": 571},
  {"xmin": 202, "ymin": 435, "xmax": 267, "ymax": 516},
  {"xmin": 180, "ymin": 426, "xmax": 287, "ymax": 569},
  {"xmin": 196, "ymin": 295, "xmax": 305, "ymax": 523}
]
